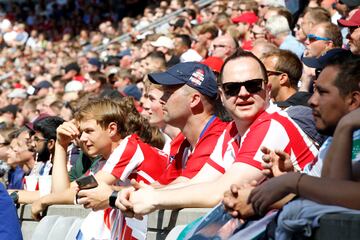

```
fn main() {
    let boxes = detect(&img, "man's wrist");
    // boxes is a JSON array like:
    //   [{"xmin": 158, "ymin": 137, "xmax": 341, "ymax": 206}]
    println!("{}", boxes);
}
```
[
  {"xmin": 109, "ymin": 190, "xmax": 119, "ymax": 209},
  {"xmin": 10, "ymin": 191, "xmax": 19, "ymax": 204}
]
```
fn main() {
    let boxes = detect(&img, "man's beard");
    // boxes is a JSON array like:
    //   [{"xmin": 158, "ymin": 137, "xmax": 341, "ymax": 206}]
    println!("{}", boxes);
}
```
[
  {"xmin": 317, "ymin": 125, "xmax": 336, "ymax": 137},
  {"xmin": 37, "ymin": 145, "xmax": 51, "ymax": 162}
]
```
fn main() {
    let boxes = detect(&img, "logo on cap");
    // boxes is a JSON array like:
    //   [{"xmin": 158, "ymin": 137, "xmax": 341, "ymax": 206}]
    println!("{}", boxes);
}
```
[{"xmin": 189, "ymin": 69, "xmax": 205, "ymax": 86}]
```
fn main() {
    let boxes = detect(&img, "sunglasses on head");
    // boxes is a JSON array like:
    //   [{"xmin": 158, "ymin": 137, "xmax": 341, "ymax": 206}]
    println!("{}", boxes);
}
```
[{"xmin": 222, "ymin": 79, "xmax": 264, "ymax": 96}]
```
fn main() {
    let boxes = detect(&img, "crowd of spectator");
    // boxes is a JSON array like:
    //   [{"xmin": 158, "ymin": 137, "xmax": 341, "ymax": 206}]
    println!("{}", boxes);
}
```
[{"xmin": 0, "ymin": 0, "xmax": 359, "ymax": 239}]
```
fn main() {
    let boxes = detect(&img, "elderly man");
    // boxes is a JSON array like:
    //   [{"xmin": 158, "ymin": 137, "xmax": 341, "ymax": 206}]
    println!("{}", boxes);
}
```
[
  {"xmin": 265, "ymin": 15, "xmax": 305, "ymax": 58},
  {"xmin": 209, "ymin": 34, "xmax": 239, "ymax": 61}
]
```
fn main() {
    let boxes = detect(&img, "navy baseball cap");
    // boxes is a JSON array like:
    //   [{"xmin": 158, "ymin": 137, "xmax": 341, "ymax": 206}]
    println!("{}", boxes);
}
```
[
  {"xmin": 302, "ymin": 48, "xmax": 352, "ymax": 69},
  {"xmin": 148, "ymin": 62, "xmax": 218, "ymax": 99}
]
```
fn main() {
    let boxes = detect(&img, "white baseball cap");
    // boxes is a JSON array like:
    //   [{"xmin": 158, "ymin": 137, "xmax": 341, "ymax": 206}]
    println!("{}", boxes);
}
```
[{"xmin": 150, "ymin": 36, "xmax": 174, "ymax": 49}]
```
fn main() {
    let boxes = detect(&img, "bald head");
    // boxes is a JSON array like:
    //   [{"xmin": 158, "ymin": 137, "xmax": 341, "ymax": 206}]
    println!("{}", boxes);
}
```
[{"xmin": 210, "ymin": 34, "xmax": 238, "ymax": 60}]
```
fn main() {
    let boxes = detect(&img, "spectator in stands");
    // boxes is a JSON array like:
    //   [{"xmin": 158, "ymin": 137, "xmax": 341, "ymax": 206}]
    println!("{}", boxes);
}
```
[
  {"xmin": 304, "ymin": 22, "xmax": 343, "ymax": 57},
  {"xmin": 141, "ymin": 81, "xmax": 181, "ymax": 154},
  {"xmin": 174, "ymin": 34, "xmax": 203, "ymax": 62},
  {"xmin": 265, "ymin": 15, "xmax": 305, "ymax": 58},
  {"xmin": 116, "ymin": 51, "xmax": 317, "ymax": 220},
  {"xmin": 262, "ymin": 49, "xmax": 312, "ymax": 107},
  {"xmin": 262, "ymin": 6, "xmax": 293, "ymax": 30},
  {"xmin": 193, "ymin": 23, "xmax": 219, "ymax": 58},
  {"xmin": 7, "ymin": 116, "xmax": 64, "ymax": 204},
  {"xmin": 62, "ymin": 62, "xmax": 82, "ymax": 82},
  {"xmin": 258, "ymin": 0, "xmax": 286, "ymax": 18},
  {"xmin": 32, "ymin": 98, "xmax": 166, "ymax": 239},
  {"xmin": 0, "ymin": 104, "xmax": 18, "ymax": 128},
  {"xmin": 150, "ymin": 36, "xmax": 180, "ymax": 68},
  {"xmin": 209, "ymin": 34, "xmax": 239, "ymax": 60},
  {"xmin": 251, "ymin": 39, "xmax": 277, "ymax": 58},
  {"xmin": 232, "ymin": 11, "xmax": 259, "ymax": 50},
  {"xmin": 247, "ymin": 55, "xmax": 360, "ymax": 239},
  {"xmin": 6, "ymin": 127, "xmax": 34, "ymax": 189},
  {"xmin": 27, "ymin": 116, "xmax": 65, "ymax": 176},
  {"xmin": 338, "ymin": 9, "xmax": 360, "ymax": 55},
  {"xmin": 300, "ymin": 7, "xmax": 331, "ymax": 37}
]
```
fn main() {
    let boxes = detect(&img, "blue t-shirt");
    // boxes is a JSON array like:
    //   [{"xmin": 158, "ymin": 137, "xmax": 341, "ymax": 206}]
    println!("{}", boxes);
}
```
[
  {"xmin": 0, "ymin": 184, "xmax": 22, "ymax": 239},
  {"xmin": 8, "ymin": 166, "xmax": 25, "ymax": 190}
]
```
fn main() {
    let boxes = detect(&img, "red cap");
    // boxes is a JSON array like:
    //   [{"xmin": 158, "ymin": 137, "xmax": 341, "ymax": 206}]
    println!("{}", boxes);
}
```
[
  {"xmin": 202, "ymin": 56, "xmax": 224, "ymax": 73},
  {"xmin": 232, "ymin": 12, "xmax": 259, "ymax": 25},
  {"xmin": 338, "ymin": 9, "xmax": 360, "ymax": 27}
]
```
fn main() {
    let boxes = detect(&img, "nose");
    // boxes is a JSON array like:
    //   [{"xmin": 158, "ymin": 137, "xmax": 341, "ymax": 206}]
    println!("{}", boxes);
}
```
[
  {"xmin": 238, "ymin": 85, "xmax": 250, "ymax": 97},
  {"xmin": 308, "ymin": 91, "xmax": 318, "ymax": 107},
  {"xmin": 79, "ymin": 132, "xmax": 87, "ymax": 143}
]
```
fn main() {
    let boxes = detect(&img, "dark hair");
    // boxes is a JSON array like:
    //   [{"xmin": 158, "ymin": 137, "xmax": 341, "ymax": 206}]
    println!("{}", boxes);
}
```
[
  {"xmin": 89, "ymin": 71, "xmax": 107, "ymax": 86},
  {"xmin": 33, "ymin": 116, "xmax": 65, "ymax": 140},
  {"xmin": 198, "ymin": 23, "xmax": 219, "ymax": 40},
  {"xmin": 327, "ymin": 56, "xmax": 360, "ymax": 97},
  {"xmin": 175, "ymin": 34, "xmax": 192, "ymax": 49},
  {"xmin": 219, "ymin": 50, "xmax": 268, "ymax": 84},
  {"xmin": 262, "ymin": 49, "xmax": 303, "ymax": 89},
  {"xmin": 185, "ymin": 8, "xmax": 197, "ymax": 20}
]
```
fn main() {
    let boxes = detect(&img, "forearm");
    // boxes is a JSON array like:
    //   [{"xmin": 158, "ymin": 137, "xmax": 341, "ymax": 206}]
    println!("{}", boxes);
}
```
[
  {"xmin": 52, "ymin": 142, "xmax": 71, "ymax": 192},
  {"xmin": 292, "ymin": 173, "xmax": 360, "ymax": 209},
  {"xmin": 38, "ymin": 188, "xmax": 77, "ymax": 207},
  {"xmin": 154, "ymin": 180, "xmax": 229, "ymax": 209},
  {"xmin": 15, "ymin": 190, "xmax": 40, "ymax": 204}
]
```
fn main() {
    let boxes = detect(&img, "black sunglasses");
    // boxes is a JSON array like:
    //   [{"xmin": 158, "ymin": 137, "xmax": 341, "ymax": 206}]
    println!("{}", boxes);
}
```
[{"xmin": 222, "ymin": 79, "xmax": 264, "ymax": 96}]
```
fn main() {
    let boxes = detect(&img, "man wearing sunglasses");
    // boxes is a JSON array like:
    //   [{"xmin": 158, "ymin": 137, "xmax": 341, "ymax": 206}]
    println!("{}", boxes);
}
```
[
  {"xmin": 116, "ymin": 51, "xmax": 317, "ymax": 222},
  {"xmin": 262, "ymin": 49, "xmax": 312, "ymax": 108},
  {"xmin": 304, "ymin": 22, "xmax": 342, "ymax": 58}
]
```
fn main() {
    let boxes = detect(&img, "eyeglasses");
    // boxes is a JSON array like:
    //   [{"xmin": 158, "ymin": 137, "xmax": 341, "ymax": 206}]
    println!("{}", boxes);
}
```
[
  {"xmin": 213, "ymin": 44, "xmax": 227, "ymax": 49},
  {"xmin": 307, "ymin": 34, "xmax": 331, "ymax": 43},
  {"xmin": 222, "ymin": 79, "xmax": 264, "ymax": 96},
  {"xmin": 266, "ymin": 70, "xmax": 285, "ymax": 76},
  {"xmin": 32, "ymin": 136, "xmax": 48, "ymax": 143},
  {"xmin": 213, "ymin": 44, "xmax": 233, "ymax": 49}
]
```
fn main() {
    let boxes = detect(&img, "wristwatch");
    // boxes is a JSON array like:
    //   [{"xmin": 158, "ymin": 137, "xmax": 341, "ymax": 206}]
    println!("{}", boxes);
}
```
[
  {"xmin": 10, "ymin": 191, "xmax": 19, "ymax": 204},
  {"xmin": 109, "ymin": 190, "xmax": 119, "ymax": 209}
]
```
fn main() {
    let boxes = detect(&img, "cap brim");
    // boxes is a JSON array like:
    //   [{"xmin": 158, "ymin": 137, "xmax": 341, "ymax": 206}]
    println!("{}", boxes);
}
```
[
  {"xmin": 150, "ymin": 41, "xmax": 160, "ymax": 47},
  {"xmin": 302, "ymin": 56, "xmax": 321, "ymax": 69},
  {"xmin": 337, "ymin": 19, "xmax": 358, "ymax": 27},
  {"xmin": 148, "ymin": 72, "xmax": 185, "ymax": 86}
]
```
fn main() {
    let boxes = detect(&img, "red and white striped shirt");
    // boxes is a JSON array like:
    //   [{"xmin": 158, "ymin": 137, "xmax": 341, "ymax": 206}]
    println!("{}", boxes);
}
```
[
  {"xmin": 206, "ymin": 105, "xmax": 318, "ymax": 173},
  {"xmin": 207, "ymin": 121, "xmax": 240, "ymax": 174},
  {"xmin": 79, "ymin": 134, "xmax": 167, "ymax": 240},
  {"xmin": 157, "ymin": 117, "xmax": 228, "ymax": 184},
  {"xmin": 236, "ymin": 106, "xmax": 318, "ymax": 171}
]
